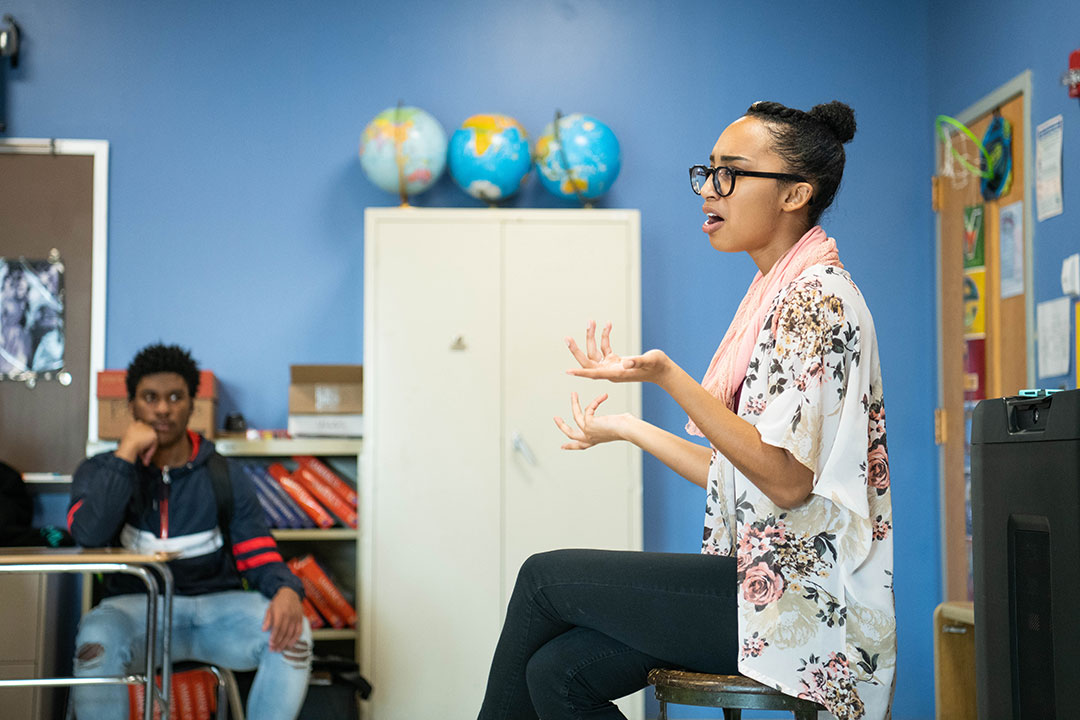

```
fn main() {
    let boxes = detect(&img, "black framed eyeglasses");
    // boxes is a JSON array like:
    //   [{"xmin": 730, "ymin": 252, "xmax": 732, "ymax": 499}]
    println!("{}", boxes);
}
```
[{"xmin": 689, "ymin": 164, "xmax": 808, "ymax": 197}]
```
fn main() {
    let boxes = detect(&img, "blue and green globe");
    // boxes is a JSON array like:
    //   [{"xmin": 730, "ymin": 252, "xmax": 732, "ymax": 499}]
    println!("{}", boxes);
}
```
[
  {"xmin": 447, "ymin": 114, "xmax": 532, "ymax": 202},
  {"xmin": 535, "ymin": 114, "xmax": 621, "ymax": 201},
  {"xmin": 359, "ymin": 106, "xmax": 447, "ymax": 199}
]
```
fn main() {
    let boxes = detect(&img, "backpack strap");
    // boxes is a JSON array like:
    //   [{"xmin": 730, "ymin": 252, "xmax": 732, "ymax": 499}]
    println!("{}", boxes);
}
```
[{"xmin": 207, "ymin": 452, "xmax": 234, "ymax": 555}]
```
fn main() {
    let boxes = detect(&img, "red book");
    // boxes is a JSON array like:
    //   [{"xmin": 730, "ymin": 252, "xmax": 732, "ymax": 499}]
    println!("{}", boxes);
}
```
[
  {"xmin": 266, "ymin": 463, "xmax": 335, "ymax": 529},
  {"xmin": 295, "ymin": 456, "xmax": 358, "ymax": 506},
  {"xmin": 288, "ymin": 558, "xmax": 345, "ymax": 628},
  {"xmin": 294, "ymin": 466, "xmax": 358, "ymax": 528},
  {"xmin": 302, "ymin": 597, "xmax": 327, "ymax": 629},
  {"xmin": 292, "ymin": 553, "xmax": 357, "ymax": 627}
]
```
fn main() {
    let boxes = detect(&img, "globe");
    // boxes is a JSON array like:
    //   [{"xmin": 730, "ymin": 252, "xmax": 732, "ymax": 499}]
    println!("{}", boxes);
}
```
[
  {"xmin": 359, "ymin": 106, "xmax": 448, "ymax": 200},
  {"xmin": 535, "ymin": 113, "xmax": 621, "ymax": 202},
  {"xmin": 447, "ymin": 114, "xmax": 532, "ymax": 202}
]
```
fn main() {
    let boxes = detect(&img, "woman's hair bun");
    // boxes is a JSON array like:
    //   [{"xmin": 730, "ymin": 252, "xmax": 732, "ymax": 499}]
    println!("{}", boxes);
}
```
[{"xmin": 808, "ymin": 101, "xmax": 856, "ymax": 144}]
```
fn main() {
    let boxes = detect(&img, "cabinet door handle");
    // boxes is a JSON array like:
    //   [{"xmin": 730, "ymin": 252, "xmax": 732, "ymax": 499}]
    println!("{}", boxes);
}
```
[{"xmin": 511, "ymin": 431, "xmax": 537, "ymax": 466}]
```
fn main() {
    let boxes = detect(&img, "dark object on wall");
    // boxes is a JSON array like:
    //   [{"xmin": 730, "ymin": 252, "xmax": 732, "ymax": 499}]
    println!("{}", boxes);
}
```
[
  {"xmin": 0, "ymin": 15, "xmax": 20, "ymax": 134},
  {"xmin": 971, "ymin": 390, "xmax": 1080, "ymax": 719}
]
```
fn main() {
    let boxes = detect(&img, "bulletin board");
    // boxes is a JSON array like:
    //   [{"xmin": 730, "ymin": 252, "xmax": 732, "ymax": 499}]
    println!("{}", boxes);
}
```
[{"xmin": 0, "ymin": 139, "xmax": 109, "ymax": 476}]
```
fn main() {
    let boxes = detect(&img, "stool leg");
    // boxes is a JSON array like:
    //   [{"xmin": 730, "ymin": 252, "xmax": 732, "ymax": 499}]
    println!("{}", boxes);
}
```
[
  {"xmin": 658, "ymin": 699, "xmax": 667, "ymax": 720},
  {"xmin": 723, "ymin": 709, "xmax": 742, "ymax": 720}
]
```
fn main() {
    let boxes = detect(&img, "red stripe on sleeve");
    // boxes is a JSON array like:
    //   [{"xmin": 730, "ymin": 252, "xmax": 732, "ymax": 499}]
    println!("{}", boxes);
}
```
[
  {"xmin": 235, "ymin": 551, "xmax": 283, "ymax": 572},
  {"xmin": 67, "ymin": 499, "xmax": 84, "ymax": 532},
  {"xmin": 233, "ymin": 536, "xmax": 277, "ymax": 556}
]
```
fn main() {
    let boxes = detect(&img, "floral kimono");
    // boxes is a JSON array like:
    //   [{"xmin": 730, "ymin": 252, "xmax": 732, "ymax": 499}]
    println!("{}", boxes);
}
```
[{"xmin": 702, "ymin": 265, "xmax": 896, "ymax": 720}]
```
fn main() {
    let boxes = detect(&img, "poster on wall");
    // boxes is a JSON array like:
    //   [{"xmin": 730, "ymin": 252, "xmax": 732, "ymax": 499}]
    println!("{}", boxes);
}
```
[
  {"xmin": 999, "ymin": 200, "xmax": 1024, "ymax": 299},
  {"xmin": 963, "ymin": 338, "xmax": 986, "ymax": 401},
  {"xmin": 1035, "ymin": 115, "xmax": 1063, "ymax": 221},
  {"xmin": 1036, "ymin": 296, "xmax": 1070, "ymax": 379},
  {"xmin": 963, "ymin": 205, "xmax": 984, "ymax": 268},
  {"xmin": 963, "ymin": 268, "xmax": 986, "ymax": 337},
  {"xmin": 0, "ymin": 255, "xmax": 66, "ymax": 383}
]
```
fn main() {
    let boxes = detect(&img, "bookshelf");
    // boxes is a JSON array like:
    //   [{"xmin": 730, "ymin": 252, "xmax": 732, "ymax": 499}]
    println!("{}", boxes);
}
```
[{"xmin": 214, "ymin": 437, "xmax": 363, "ymax": 653}]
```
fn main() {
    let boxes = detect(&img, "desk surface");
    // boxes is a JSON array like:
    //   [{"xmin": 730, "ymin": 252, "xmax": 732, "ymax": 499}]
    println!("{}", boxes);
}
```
[{"xmin": 0, "ymin": 547, "xmax": 175, "ymax": 565}]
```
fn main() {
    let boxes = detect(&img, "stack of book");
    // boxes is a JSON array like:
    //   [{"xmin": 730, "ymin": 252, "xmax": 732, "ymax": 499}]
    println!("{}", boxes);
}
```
[
  {"xmin": 241, "ymin": 456, "xmax": 358, "ymax": 529},
  {"xmin": 289, "ymin": 553, "xmax": 357, "ymax": 630}
]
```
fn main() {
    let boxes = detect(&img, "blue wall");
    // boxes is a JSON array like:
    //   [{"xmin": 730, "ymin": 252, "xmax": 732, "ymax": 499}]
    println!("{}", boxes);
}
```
[
  {"xmin": 930, "ymin": 0, "xmax": 1080, "ymax": 389},
  {"xmin": 4, "ymin": 1, "xmax": 943, "ymax": 717}
]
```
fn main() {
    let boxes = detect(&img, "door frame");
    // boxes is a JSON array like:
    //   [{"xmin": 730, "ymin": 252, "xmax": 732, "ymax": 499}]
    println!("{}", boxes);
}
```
[
  {"xmin": 934, "ymin": 70, "xmax": 1035, "ymax": 599},
  {"xmin": 0, "ymin": 138, "xmax": 110, "ymax": 452}
]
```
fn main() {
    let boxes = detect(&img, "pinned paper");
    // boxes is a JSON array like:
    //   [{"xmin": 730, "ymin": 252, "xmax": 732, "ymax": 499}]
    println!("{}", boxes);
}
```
[
  {"xmin": 1036, "ymin": 115, "xmax": 1063, "ymax": 221},
  {"xmin": 1037, "ymin": 297, "xmax": 1071, "ymax": 379},
  {"xmin": 999, "ymin": 201, "xmax": 1024, "ymax": 299}
]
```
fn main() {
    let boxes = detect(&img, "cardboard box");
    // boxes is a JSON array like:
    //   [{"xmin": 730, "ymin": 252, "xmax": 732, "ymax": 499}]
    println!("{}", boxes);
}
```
[
  {"xmin": 96, "ymin": 369, "xmax": 217, "ymax": 399},
  {"xmin": 289, "ymin": 365, "xmax": 363, "ymax": 414},
  {"xmin": 287, "ymin": 413, "xmax": 365, "ymax": 438},
  {"xmin": 96, "ymin": 370, "xmax": 217, "ymax": 440}
]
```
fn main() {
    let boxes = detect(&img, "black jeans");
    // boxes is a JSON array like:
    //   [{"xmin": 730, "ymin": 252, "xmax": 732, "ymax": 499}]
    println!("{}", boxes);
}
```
[{"xmin": 477, "ymin": 549, "xmax": 739, "ymax": 719}]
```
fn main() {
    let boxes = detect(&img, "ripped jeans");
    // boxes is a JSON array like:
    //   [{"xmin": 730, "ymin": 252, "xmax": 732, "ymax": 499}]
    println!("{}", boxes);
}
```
[{"xmin": 73, "ymin": 590, "xmax": 312, "ymax": 720}]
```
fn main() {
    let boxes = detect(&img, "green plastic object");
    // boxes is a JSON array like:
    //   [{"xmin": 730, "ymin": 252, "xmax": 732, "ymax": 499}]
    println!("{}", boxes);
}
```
[{"xmin": 936, "ymin": 115, "xmax": 994, "ymax": 179}]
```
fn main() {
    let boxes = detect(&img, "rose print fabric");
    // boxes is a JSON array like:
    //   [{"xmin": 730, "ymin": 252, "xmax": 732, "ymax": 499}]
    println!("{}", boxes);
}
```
[{"xmin": 702, "ymin": 265, "xmax": 895, "ymax": 720}]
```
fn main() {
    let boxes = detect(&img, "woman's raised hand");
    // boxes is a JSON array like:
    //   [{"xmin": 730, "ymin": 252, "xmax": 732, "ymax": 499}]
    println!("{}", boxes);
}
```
[
  {"xmin": 553, "ymin": 392, "xmax": 629, "ymax": 450},
  {"xmin": 565, "ymin": 320, "xmax": 670, "ymax": 384}
]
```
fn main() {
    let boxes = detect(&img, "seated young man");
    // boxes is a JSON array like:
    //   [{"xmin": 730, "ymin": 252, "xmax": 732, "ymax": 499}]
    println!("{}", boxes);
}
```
[{"xmin": 68, "ymin": 343, "xmax": 310, "ymax": 719}]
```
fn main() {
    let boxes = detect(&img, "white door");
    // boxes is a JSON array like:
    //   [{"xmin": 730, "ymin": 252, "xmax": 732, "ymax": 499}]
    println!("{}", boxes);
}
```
[
  {"xmin": 367, "ymin": 216, "xmax": 505, "ymax": 719},
  {"xmin": 501, "ymin": 217, "xmax": 643, "ymax": 597}
]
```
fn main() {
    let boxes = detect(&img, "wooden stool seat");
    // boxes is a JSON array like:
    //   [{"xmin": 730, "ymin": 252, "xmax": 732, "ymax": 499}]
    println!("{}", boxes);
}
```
[{"xmin": 648, "ymin": 668, "xmax": 825, "ymax": 720}]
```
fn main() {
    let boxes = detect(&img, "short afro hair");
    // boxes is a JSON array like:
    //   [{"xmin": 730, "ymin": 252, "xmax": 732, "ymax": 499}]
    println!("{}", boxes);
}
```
[{"xmin": 126, "ymin": 343, "xmax": 200, "ymax": 400}]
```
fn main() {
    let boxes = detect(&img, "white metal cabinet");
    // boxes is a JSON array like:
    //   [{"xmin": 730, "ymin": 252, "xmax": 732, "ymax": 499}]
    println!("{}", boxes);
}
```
[{"xmin": 362, "ymin": 208, "xmax": 642, "ymax": 720}]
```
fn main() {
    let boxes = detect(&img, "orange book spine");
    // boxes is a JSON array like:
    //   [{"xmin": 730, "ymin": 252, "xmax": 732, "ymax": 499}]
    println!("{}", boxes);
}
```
[
  {"xmin": 295, "ymin": 466, "xmax": 358, "ymax": 528},
  {"xmin": 302, "ymin": 597, "xmax": 326, "ymax": 629},
  {"xmin": 295, "ymin": 456, "xmax": 358, "ymax": 506},
  {"xmin": 266, "ymin": 463, "xmax": 334, "ymax": 529},
  {"xmin": 288, "ymin": 558, "xmax": 345, "ymax": 628},
  {"xmin": 292, "ymin": 553, "xmax": 357, "ymax": 627}
]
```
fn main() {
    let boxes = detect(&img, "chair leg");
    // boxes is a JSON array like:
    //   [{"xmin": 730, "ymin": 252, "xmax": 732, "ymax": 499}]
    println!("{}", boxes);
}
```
[
  {"xmin": 657, "ymin": 699, "xmax": 667, "ymax": 720},
  {"xmin": 206, "ymin": 665, "xmax": 246, "ymax": 720},
  {"xmin": 723, "ymin": 709, "xmax": 742, "ymax": 720}
]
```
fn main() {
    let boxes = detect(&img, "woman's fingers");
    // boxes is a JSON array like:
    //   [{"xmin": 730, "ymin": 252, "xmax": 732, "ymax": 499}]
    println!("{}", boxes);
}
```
[
  {"xmin": 565, "ymin": 336, "xmax": 592, "ymax": 368},
  {"xmin": 584, "ymin": 392, "xmax": 609, "ymax": 419},
  {"xmin": 585, "ymin": 320, "xmax": 600, "ymax": 361},
  {"xmin": 553, "ymin": 416, "xmax": 592, "ymax": 450},
  {"xmin": 553, "ymin": 414, "xmax": 579, "ymax": 439},
  {"xmin": 569, "ymin": 391, "xmax": 586, "ymax": 428},
  {"xmin": 600, "ymin": 322, "xmax": 613, "ymax": 356}
]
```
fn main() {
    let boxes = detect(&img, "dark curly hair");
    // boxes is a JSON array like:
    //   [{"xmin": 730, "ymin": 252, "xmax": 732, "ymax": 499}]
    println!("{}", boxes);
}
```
[
  {"xmin": 745, "ymin": 100, "xmax": 856, "ymax": 228},
  {"xmin": 126, "ymin": 343, "xmax": 200, "ymax": 400}
]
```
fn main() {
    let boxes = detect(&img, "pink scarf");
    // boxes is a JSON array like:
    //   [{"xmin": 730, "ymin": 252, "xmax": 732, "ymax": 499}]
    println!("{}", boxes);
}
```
[{"xmin": 686, "ymin": 226, "xmax": 843, "ymax": 437}]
